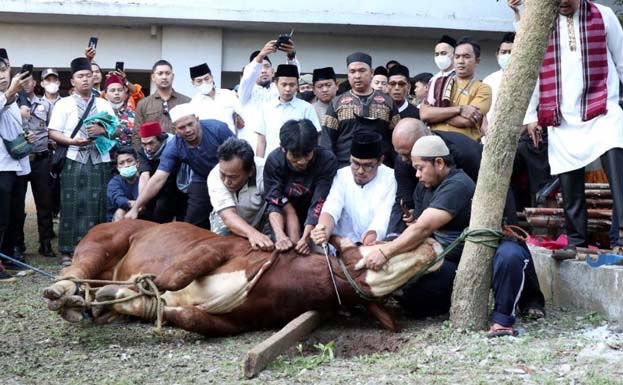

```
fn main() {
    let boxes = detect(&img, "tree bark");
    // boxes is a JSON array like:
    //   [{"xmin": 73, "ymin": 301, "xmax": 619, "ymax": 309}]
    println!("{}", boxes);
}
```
[{"xmin": 449, "ymin": 0, "xmax": 561, "ymax": 330}]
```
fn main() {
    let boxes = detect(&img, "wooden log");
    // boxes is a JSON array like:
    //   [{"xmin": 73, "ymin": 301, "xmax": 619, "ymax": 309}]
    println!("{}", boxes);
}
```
[
  {"xmin": 585, "ymin": 183, "xmax": 610, "ymax": 190},
  {"xmin": 556, "ymin": 197, "xmax": 613, "ymax": 208},
  {"xmin": 556, "ymin": 190, "xmax": 612, "ymax": 200},
  {"xmin": 525, "ymin": 215, "xmax": 611, "ymax": 228},
  {"xmin": 524, "ymin": 208, "xmax": 612, "ymax": 218},
  {"xmin": 244, "ymin": 310, "xmax": 321, "ymax": 379}
]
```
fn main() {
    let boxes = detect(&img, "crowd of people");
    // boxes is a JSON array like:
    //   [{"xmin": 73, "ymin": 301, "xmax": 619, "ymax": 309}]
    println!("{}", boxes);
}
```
[{"xmin": 1, "ymin": 0, "xmax": 621, "ymax": 337}]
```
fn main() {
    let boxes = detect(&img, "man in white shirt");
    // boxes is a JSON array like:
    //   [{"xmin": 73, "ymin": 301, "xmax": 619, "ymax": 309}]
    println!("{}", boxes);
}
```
[
  {"xmin": 254, "ymin": 64, "xmax": 320, "ymax": 158},
  {"xmin": 48, "ymin": 57, "xmax": 116, "ymax": 266},
  {"xmin": 188, "ymin": 63, "xmax": 244, "ymax": 134},
  {"xmin": 523, "ymin": 0, "xmax": 623, "ymax": 257},
  {"xmin": 482, "ymin": 32, "xmax": 515, "ymax": 132},
  {"xmin": 237, "ymin": 40, "xmax": 299, "ymax": 152},
  {"xmin": 208, "ymin": 137, "xmax": 273, "ymax": 251},
  {"xmin": 311, "ymin": 132, "xmax": 396, "ymax": 246}
]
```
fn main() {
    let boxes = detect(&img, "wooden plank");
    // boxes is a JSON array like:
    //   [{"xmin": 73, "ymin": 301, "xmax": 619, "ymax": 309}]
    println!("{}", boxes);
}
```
[{"xmin": 244, "ymin": 310, "xmax": 321, "ymax": 378}]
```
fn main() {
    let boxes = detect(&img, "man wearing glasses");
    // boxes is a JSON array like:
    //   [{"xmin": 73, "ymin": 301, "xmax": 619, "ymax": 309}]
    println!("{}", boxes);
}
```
[
  {"xmin": 134, "ymin": 60, "xmax": 190, "ymax": 148},
  {"xmin": 387, "ymin": 65, "xmax": 420, "ymax": 120},
  {"xmin": 311, "ymin": 132, "xmax": 396, "ymax": 246}
]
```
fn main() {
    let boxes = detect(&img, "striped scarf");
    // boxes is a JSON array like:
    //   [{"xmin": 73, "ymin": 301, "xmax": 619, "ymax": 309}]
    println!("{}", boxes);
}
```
[
  {"xmin": 432, "ymin": 71, "xmax": 456, "ymax": 108},
  {"xmin": 537, "ymin": 0, "xmax": 608, "ymax": 127}
]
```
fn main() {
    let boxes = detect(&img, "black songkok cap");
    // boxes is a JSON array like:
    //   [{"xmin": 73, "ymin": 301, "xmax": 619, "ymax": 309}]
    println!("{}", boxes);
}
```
[
  {"xmin": 346, "ymin": 52, "xmax": 372, "ymax": 67},
  {"xmin": 388, "ymin": 64, "xmax": 410, "ymax": 79},
  {"xmin": 312, "ymin": 67, "xmax": 336, "ymax": 83},
  {"xmin": 70, "ymin": 57, "xmax": 92, "ymax": 75},
  {"xmin": 438, "ymin": 34, "xmax": 457, "ymax": 48},
  {"xmin": 0, "ymin": 49, "xmax": 8, "ymax": 61},
  {"xmin": 189, "ymin": 63, "xmax": 211, "ymax": 79},
  {"xmin": 274, "ymin": 64, "xmax": 299, "ymax": 79},
  {"xmin": 250, "ymin": 50, "xmax": 271, "ymax": 64},
  {"xmin": 351, "ymin": 131, "xmax": 383, "ymax": 159},
  {"xmin": 373, "ymin": 66, "xmax": 388, "ymax": 77}
]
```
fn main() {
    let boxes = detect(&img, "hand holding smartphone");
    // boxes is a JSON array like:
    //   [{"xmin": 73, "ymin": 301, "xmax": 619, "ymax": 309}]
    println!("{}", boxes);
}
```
[
  {"xmin": 20, "ymin": 64, "xmax": 33, "ymax": 77},
  {"xmin": 88, "ymin": 36, "xmax": 98, "ymax": 50},
  {"xmin": 275, "ymin": 29, "xmax": 294, "ymax": 50},
  {"xmin": 115, "ymin": 61, "xmax": 124, "ymax": 72}
]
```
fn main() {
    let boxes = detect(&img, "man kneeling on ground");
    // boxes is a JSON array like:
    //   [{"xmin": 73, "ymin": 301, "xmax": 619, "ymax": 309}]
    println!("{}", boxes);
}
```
[
  {"xmin": 207, "ymin": 137, "xmax": 273, "ymax": 251},
  {"xmin": 364, "ymin": 135, "xmax": 539, "ymax": 337}
]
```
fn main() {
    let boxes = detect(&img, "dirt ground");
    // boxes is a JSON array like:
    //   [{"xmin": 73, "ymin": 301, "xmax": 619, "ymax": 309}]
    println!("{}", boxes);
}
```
[{"xmin": 1, "ymin": 217, "xmax": 623, "ymax": 385}]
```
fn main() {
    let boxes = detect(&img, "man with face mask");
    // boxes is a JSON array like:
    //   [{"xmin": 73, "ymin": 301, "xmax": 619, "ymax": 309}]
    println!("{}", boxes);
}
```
[
  {"xmin": 482, "ymin": 33, "xmax": 515, "ymax": 132},
  {"xmin": 188, "ymin": 63, "xmax": 243, "ymax": 134},
  {"xmin": 297, "ymin": 74, "xmax": 314, "ymax": 102},
  {"xmin": 41, "ymin": 68, "xmax": 61, "ymax": 108},
  {"xmin": 104, "ymin": 74, "xmax": 135, "ymax": 148},
  {"xmin": 107, "ymin": 147, "xmax": 141, "ymax": 222},
  {"xmin": 426, "ymin": 35, "xmax": 456, "ymax": 107},
  {"xmin": 14, "ymin": 70, "xmax": 56, "ymax": 258},
  {"xmin": 311, "ymin": 67, "xmax": 338, "ymax": 122}
]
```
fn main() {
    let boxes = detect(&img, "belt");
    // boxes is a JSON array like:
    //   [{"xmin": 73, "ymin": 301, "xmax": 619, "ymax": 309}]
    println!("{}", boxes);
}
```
[{"xmin": 29, "ymin": 151, "xmax": 49, "ymax": 162}]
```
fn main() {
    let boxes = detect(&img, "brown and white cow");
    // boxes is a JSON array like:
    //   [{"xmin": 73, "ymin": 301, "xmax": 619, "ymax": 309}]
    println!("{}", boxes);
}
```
[{"xmin": 43, "ymin": 219, "xmax": 442, "ymax": 336}]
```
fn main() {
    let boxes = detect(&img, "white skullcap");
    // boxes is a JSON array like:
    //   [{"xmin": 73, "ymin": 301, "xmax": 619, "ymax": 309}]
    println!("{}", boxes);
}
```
[
  {"xmin": 411, "ymin": 135, "xmax": 450, "ymax": 157},
  {"xmin": 169, "ymin": 103, "xmax": 196, "ymax": 125}
]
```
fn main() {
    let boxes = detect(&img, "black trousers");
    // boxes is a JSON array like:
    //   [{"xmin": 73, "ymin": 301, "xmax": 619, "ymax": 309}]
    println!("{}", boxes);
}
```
[
  {"xmin": 16, "ymin": 153, "xmax": 55, "ymax": 245},
  {"xmin": 149, "ymin": 183, "xmax": 188, "ymax": 224},
  {"xmin": 512, "ymin": 132, "xmax": 552, "ymax": 210},
  {"xmin": 184, "ymin": 181, "xmax": 212, "ymax": 230},
  {"xmin": 0, "ymin": 171, "xmax": 27, "ymax": 258},
  {"xmin": 559, "ymin": 148, "xmax": 623, "ymax": 247}
]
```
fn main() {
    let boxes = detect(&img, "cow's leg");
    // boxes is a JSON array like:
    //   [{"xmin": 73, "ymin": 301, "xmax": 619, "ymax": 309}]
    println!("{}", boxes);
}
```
[
  {"xmin": 153, "ymin": 244, "xmax": 230, "ymax": 292},
  {"xmin": 367, "ymin": 302, "xmax": 400, "ymax": 332},
  {"xmin": 94, "ymin": 285, "xmax": 245, "ymax": 336}
]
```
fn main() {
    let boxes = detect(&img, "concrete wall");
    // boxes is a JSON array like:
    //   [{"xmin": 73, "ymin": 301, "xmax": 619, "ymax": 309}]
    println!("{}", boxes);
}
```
[{"xmin": 530, "ymin": 245, "xmax": 623, "ymax": 323}]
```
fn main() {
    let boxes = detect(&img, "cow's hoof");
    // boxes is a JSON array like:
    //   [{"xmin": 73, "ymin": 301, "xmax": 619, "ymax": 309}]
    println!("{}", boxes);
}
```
[
  {"xmin": 59, "ymin": 295, "xmax": 86, "ymax": 323},
  {"xmin": 92, "ymin": 284, "xmax": 122, "ymax": 318},
  {"xmin": 43, "ymin": 280, "xmax": 79, "ymax": 313}
]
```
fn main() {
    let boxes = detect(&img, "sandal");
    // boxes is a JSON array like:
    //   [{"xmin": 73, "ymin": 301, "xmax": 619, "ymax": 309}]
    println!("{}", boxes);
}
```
[{"xmin": 487, "ymin": 324, "xmax": 518, "ymax": 338}]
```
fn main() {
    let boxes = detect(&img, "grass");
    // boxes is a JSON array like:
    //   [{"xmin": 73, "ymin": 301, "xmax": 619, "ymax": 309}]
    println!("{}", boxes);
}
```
[{"xmin": 1, "ymin": 215, "xmax": 622, "ymax": 384}]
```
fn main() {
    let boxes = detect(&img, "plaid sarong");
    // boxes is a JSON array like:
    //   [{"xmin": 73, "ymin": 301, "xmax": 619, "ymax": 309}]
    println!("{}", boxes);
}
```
[
  {"xmin": 538, "ymin": 0, "xmax": 608, "ymax": 127},
  {"xmin": 58, "ymin": 158, "xmax": 109, "ymax": 254}
]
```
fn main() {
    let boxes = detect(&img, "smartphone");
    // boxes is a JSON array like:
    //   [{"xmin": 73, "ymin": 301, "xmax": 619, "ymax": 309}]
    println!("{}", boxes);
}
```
[
  {"xmin": 88, "ymin": 36, "xmax": 98, "ymax": 50},
  {"xmin": 20, "ymin": 64, "xmax": 33, "ymax": 76},
  {"xmin": 400, "ymin": 199, "xmax": 411, "ymax": 217},
  {"xmin": 115, "ymin": 61, "xmax": 124, "ymax": 72},
  {"xmin": 275, "ymin": 29, "xmax": 294, "ymax": 49}
]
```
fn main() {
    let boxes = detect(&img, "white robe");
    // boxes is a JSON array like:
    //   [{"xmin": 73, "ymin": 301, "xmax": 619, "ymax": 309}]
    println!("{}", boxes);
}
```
[
  {"xmin": 321, "ymin": 165, "xmax": 396, "ymax": 243},
  {"xmin": 524, "ymin": 3, "xmax": 623, "ymax": 175}
]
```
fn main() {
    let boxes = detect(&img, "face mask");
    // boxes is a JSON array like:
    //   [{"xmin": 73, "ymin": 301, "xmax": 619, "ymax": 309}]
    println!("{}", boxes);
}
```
[
  {"xmin": 299, "ymin": 90, "xmax": 315, "ymax": 102},
  {"xmin": 497, "ymin": 54, "xmax": 511, "ymax": 71},
  {"xmin": 197, "ymin": 82, "xmax": 214, "ymax": 95},
  {"xmin": 434, "ymin": 54, "xmax": 452, "ymax": 71},
  {"xmin": 44, "ymin": 83, "xmax": 59, "ymax": 94},
  {"xmin": 119, "ymin": 165, "xmax": 137, "ymax": 179},
  {"xmin": 110, "ymin": 101, "xmax": 124, "ymax": 110}
]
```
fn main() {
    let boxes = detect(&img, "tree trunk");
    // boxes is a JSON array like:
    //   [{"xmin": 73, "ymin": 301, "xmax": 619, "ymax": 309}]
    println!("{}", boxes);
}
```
[{"xmin": 449, "ymin": 0, "xmax": 560, "ymax": 330}]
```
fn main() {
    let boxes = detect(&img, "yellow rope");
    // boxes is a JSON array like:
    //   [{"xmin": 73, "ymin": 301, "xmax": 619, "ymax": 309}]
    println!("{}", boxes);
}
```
[{"xmin": 58, "ymin": 274, "xmax": 165, "ymax": 333}]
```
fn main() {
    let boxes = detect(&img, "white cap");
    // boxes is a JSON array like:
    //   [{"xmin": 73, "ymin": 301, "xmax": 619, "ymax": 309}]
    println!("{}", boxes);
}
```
[
  {"xmin": 411, "ymin": 135, "xmax": 450, "ymax": 157},
  {"xmin": 169, "ymin": 103, "xmax": 196, "ymax": 125}
]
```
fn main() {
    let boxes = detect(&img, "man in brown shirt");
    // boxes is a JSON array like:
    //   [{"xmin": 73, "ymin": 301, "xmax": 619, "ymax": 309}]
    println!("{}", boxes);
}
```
[{"xmin": 134, "ymin": 60, "xmax": 190, "ymax": 147}]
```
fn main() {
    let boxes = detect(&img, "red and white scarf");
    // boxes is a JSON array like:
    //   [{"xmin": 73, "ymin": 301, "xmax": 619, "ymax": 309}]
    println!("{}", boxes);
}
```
[{"xmin": 538, "ymin": 0, "xmax": 608, "ymax": 127}]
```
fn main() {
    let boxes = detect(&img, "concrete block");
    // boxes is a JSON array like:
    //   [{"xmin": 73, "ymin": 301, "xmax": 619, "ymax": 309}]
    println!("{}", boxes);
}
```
[{"xmin": 529, "ymin": 245, "xmax": 623, "ymax": 323}]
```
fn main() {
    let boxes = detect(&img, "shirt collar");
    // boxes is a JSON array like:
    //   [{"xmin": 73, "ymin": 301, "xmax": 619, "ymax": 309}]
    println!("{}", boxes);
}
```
[{"xmin": 398, "ymin": 100, "xmax": 409, "ymax": 113}]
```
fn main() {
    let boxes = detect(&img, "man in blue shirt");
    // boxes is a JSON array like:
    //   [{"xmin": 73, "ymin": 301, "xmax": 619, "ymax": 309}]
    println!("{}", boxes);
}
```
[
  {"xmin": 107, "ymin": 147, "xmax": 140, "ymax": 222},
  {"xmin": 126, "ymin": 103, "xmax": 234, "ymax": 229}
]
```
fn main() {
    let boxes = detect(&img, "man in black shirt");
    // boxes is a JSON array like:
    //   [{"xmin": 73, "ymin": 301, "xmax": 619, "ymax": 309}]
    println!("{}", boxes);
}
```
[
  {"xmin": 388, "ymin": 118, "xmax": 482, "ymax": 236},
  {"xmin": 388, "ymin": 65, "xmax": 420, "ymax": 119},
  {"xmin": 365, "ymin": 135, "xmax": 542, "ymax": 336},
  {"xmin": 321, "ymin": 52, "xmax": 400, "ymax": 168},
  {"xmin": 264, "ymin": 119, "xmax": 337, "ymax": 254},
  {"xmin": 136, "ymin": 122, "xmax": 187, "ymax": 223}
]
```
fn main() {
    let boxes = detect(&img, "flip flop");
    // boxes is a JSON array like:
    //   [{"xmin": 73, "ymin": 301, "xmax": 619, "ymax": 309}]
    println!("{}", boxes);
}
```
[
  {"xmin": 487, "ymin": 325, "xmax": 518, "ymax": 338},
  {"xmin": 586, "ymin": 253, "xmax": 623, "ymax": 268}
]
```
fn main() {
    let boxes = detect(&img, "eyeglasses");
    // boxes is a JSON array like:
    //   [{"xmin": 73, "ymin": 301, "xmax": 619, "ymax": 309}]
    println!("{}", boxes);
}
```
[
  {"xmin": 350, "ymin": 159, "xmax": 378, "ymax": 172},
  {"xmin": 162, "ymin": 100, "xmax": 169, "ymax": 115}
]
